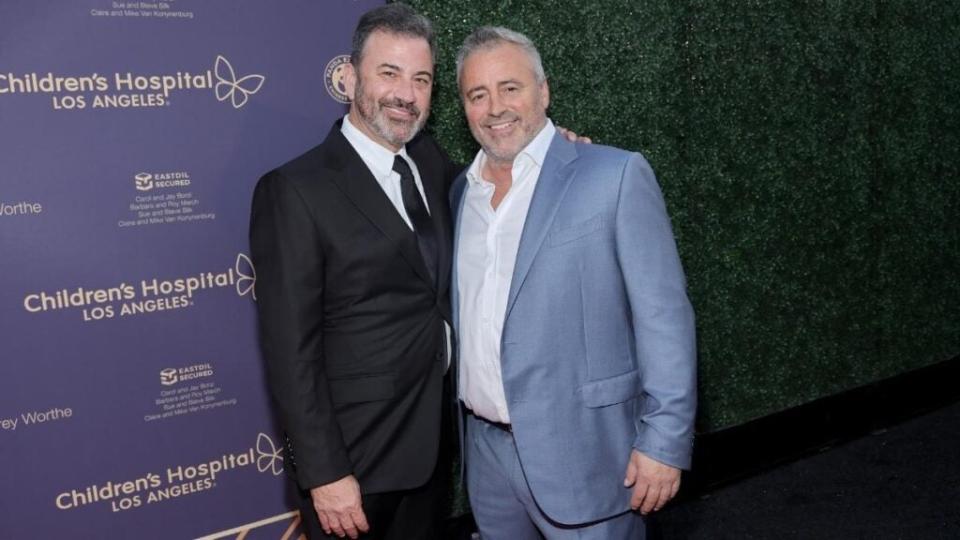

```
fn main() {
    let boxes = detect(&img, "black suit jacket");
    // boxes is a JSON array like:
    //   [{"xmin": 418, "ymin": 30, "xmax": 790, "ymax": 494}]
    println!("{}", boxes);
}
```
[{"xmin": 250, "ymin": 120, "xmax": 458, "ymax": 494}]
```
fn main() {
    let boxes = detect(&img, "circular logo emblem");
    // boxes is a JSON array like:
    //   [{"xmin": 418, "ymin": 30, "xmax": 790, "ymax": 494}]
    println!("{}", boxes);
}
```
[{"xmin": 324, "ymin": 55, "xmax": 351, "ymax": 104}]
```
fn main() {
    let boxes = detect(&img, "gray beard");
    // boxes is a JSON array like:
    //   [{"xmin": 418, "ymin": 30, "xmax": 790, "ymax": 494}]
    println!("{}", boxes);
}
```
[{"xmin": 353, "ymin": 76, "xmax": 425, "ymax": 148}]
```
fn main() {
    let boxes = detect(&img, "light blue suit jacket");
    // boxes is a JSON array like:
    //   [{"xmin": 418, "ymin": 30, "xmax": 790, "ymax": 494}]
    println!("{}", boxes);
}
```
[{"xmin": 451, "ymin": 132, "xmax": 697, "ymax": 525}]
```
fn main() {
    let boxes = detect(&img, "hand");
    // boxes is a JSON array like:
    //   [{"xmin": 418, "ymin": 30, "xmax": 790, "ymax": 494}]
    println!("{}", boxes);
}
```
[
  {"xmin": 309, "ymin": 475, "xmax": 370, "ymax": 539},
  {"xmin": 623, "ymin": 449, "xmax": 681, "ymax": 515},
  {"xmin": 556, "ymin": 125, "xmax": 592, "ymax": 144}
]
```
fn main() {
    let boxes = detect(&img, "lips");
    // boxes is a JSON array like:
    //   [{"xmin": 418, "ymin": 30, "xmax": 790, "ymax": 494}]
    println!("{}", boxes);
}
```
[
  {"xmin": 484, "ymin": 115, "xmax": 520, "ymax": 134},
  {"xmin": 379, "ymin": 98, "xmax": 419, "ymax": 121},
  {"xmin": 384, "ymin": 105, "xmax": 415, "ymax": 119},
  {"xmin": 487, "ymin": 119, "xmax": 517, "ymax": 131}
]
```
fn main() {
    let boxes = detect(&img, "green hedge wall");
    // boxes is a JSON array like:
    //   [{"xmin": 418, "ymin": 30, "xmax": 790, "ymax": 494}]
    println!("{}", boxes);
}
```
[{"xmin": 406, "ymin": 0, "xmax": 960, "ymax": 431}]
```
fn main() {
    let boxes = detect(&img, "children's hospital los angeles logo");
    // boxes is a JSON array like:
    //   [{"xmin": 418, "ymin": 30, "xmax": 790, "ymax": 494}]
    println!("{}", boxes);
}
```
[
  {"xmin": 53, "ymin": 432, "xmax": 283, "ymax": 513},
  {"xmin": 21, "ymin": 253, "xmax": 256, "ymax": 322},
  {"xmin": 0, "ymin": 55, "xmax": 264, "ymax": 111}
]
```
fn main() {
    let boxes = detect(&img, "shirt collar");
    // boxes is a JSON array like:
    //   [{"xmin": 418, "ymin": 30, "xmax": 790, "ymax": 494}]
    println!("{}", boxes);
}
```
[
  {"xmin": 341, "ymin": 113, "xmax": 412, "ymax": 181},
  {"xmin": 466, "ymin": 119, "xmax": 556, "ymax": 186}
]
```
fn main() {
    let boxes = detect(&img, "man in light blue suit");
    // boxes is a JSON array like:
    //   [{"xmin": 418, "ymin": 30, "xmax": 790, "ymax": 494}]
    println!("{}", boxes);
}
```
[{"xmin": 450, "ymin": 26, "xmax": 697, "ymax": 539}]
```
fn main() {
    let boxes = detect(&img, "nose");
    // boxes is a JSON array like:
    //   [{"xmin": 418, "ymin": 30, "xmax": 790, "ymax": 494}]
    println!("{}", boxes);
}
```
[
  {"xmin": 394, "ymin": 77, "xmax": 416, "ymax": 104},
  {"xmin": 487, "ymin": 91, "xmax": 506, "ymax": 117}
]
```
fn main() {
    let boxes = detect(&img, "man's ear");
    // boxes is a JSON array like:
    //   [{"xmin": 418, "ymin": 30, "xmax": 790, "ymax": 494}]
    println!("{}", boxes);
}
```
[
  {"xmin": 343, "ymin": 62, "xmax": 357, "ymax": 102},
  {"xmin": 540, "ymin": 79, "xmax": 550, "ymax": 110}
]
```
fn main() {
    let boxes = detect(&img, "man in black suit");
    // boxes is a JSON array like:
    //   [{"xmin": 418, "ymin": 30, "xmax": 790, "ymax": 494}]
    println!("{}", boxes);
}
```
[{"xmin": 249, "ymin": 5, "xmax": 458, "ymax": 539}]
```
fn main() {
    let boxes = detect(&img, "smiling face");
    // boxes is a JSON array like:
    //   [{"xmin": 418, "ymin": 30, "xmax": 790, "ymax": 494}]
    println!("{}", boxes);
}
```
[
  {"xmin": 460, "ymin": 42, "xmax": 549, "ymax": 167},
  {"xmin": 344, "ymin": 30, "xmax": 433, "ymax": 152}
]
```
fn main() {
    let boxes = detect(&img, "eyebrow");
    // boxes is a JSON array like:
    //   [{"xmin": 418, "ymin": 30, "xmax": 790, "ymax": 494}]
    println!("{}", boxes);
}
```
[
  {"xmin": 377, "ymin": 63, "xmax": 434, "ymax": 80},
  {"xmin": 465, "ymin": 78, "xmax": 523, "ymax": 96},
  {"xmin": 464, "ymin": 84, "xmax": 487, "ymax": 96}
]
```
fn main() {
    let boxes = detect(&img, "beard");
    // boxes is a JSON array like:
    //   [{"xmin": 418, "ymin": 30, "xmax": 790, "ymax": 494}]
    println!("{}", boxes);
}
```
[{"xmin": 353, "ymin": 74, "xmax": 427, "ymax": 148}]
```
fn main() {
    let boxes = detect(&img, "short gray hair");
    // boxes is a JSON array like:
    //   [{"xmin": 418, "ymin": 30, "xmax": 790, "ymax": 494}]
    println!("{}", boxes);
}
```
[
  {"xmin": 351, "ymin": 3, "xmax": 436, "ymax": 68},
  {"xmin": 455, "ymin": 26, "xmax": 546, "ymax": 90}
]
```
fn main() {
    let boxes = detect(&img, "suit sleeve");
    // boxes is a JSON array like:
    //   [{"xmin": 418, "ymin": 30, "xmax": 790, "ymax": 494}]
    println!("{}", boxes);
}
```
[
  {"xmin": 614, "ymin": 152, "xmax": 697, "ymax": 470},
  {"xmin": 249, "ymin": 171, "xmax": 352, "ymax": 490}
]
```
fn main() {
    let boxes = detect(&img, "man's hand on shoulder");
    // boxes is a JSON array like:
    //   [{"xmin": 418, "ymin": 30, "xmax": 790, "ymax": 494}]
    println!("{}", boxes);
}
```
[
  {"xmin": 623, "ymin": 449, "xmax": 681, "ymax": 515},
  {"xmin": 309, "ymin": 475, "xmax": 369, "ymax": 539},
  {"xmin": 556, "ymin": 125, "xmax": 592, "ymax": 144}
]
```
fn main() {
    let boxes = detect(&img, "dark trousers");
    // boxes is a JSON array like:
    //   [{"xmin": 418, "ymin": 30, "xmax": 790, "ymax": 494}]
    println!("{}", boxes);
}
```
[{"xmin": 298, "ymin": 472, "xmax": 445, "ymax": 540}]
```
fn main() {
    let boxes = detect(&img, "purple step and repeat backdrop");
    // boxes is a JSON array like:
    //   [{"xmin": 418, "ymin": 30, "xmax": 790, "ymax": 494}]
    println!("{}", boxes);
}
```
[{"xmin": 0, "ymin": 1, "xmax": 383, "ymax": 537}]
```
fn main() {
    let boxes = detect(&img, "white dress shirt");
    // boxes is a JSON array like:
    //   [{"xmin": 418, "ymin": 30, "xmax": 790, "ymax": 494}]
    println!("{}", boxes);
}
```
[
  {"xmin": 341, "ymin": 113, "xmax": 429, "ymax": 224},
  {"xmin": 341, "ymin": 114, "xmax": 451, "ymax": 367},
  {"xmin": 457, "ymin": 120, "xmax": 556, "ymax": 423}
]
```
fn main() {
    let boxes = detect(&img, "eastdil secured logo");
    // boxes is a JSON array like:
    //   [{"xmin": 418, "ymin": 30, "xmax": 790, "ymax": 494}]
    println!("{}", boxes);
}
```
[
  {"xmin": 0, "ymin": 55, "xmax": 265, "ymax": 110},
  {"xmin": 135, "ymin": 173, "xmax": 153, "ymax": 191},
  {"xmin": 214, "ymin": 55, "xmax": 265, "ymax": 109},
  {"xmin": 133, "ymin": 171, "xmax": 190, "ymax": 191},
  {"xmin": 159, "ymin": 363, "xmax": 213, "ymax": 386},
  {"xmin": 160, "ymin": 368, "xmax": 178, "ymax": 386},
  {"xmin": 324, "ymin": 54, "xmax": 351, "ymax": 104}
]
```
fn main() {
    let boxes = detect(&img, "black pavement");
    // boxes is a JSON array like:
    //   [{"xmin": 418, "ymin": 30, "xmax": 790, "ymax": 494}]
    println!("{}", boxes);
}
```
[{"xmin": 652, "ymin": 400, "xmax": 960, "ymax": 539}]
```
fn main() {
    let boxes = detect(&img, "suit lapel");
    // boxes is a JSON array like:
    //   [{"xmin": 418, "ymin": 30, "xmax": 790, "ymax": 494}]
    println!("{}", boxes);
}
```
[
  {"xmin": 321, "ymin": 123, "xmax": 435, "ymax": 289},
  {"xmin": 449, "ymin": 172, "xmax": 469, "ymax": 332},
  {"xmin": 504, "ymin": 134, "xmax": 579, "ymax": 323}
]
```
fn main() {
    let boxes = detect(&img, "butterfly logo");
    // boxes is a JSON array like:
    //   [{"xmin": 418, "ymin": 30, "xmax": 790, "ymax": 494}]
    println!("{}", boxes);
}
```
[
  {"xmin": 255, "ymin": 432, "xmax": 284, "ymax": 476},
  {"xmin": 214, "ymin": 55, "xmax": 265, "ymax": 109},
  {"xmin": 235, "ymin": 253, "xmax": 256, "ymax": 300}
]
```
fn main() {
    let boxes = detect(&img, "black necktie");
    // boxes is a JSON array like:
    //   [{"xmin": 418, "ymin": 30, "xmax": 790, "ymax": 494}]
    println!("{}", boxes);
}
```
[{"xmin": 393, "ymin": 155, "xmax": 438, "ymax": 286}]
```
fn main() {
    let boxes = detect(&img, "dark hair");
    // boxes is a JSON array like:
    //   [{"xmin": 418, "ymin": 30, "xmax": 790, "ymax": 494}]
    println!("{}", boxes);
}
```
[{"xmin": 351, "ymin": 3, "xmax": 436, "ymax": 68}]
